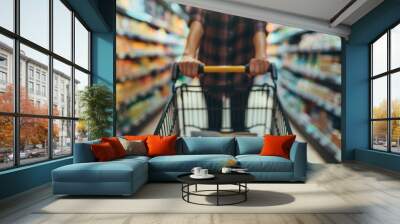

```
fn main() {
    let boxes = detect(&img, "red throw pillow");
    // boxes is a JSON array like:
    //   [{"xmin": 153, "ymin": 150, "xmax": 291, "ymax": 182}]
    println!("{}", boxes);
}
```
[
  {"xmin": 260, "ymin": 135, "xmax": 296, "ymax": 159},
  {"xmin": 146, "ymin": 135, "xmax": 177, "ymax": 157},
  {"xmin": 91, "ymin": 142, "xmax": 117, "ymax": 162},
  {"xmin": 101, "ymin": 137, "xmax": 126, "ymax": 158}
]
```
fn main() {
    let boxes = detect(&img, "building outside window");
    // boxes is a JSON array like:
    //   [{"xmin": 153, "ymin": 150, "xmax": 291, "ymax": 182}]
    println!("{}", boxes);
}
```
[
  {"xmin": 0, "ymin": 0, "xmax": 91, "ymax": 170},
  {"xmin": 370, "ymin": 22, "xmax": 400, "ymax": 154}
]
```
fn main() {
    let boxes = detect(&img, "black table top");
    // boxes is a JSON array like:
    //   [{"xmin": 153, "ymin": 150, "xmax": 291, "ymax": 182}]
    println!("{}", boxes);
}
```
[{"xmin": 177, "ymin": 172, "xmax": 255, "ymax": 185}]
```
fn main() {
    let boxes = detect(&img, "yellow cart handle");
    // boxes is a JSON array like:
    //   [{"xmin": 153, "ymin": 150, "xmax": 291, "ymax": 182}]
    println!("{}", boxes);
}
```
[{"xmin": 198, "ymin": 65, "xmax": 250, "ymax": 73}]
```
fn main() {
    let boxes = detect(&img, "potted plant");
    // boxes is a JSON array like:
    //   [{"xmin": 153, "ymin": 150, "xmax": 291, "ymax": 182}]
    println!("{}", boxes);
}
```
[{"xmin": 79, "ymin": 84, "xmax": 113, "ymax": 140}]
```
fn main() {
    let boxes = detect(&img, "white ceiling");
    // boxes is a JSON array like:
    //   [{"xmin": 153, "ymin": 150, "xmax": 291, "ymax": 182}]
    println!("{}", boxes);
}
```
[{"xmin": 167, "ymin": 0, "xmax": 384, "ymax": 38}]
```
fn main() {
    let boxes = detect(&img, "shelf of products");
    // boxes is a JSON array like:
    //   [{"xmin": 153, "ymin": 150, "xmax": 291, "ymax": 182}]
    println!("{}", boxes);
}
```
[
  {"xmin": 116, "ymin": 35, "xmax": 182, "ymax": 59},
  {"xmin": 267, "ymin": 24, "xmax": 342, "ymax": 159},
  {"xmin": 116, "ymin": 0, "xmax": 188, "ymax": 135},
  {"xmin": 117, "ymin": 0, "xmax": 188, "ymax": 37},
  {"xmin": 116, "ymin": 14, "xmax": 186, "ymax": 46},
  {"xmin": 278, "ymin": 88, "xmax": 341, "ymax": 160}
]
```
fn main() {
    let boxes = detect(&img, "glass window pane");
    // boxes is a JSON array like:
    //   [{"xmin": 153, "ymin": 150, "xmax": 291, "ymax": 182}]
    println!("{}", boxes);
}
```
[
  {"xmin": 372, "ymin": 33, "xmax": 387, "ymax": 76},
  {"xmin": 74, "ymin": 18, "xmax": 89, "ymax": 70},
  {"xmin": 75, "ymin": 120, "xmax": 88, "ymax": 143},
  {"xmin": 391, "ymin": 72, "xmax": 400, "ymax": 118},
  {"xmin": 372, "ymin": 77, "xmax": 387, "ymax": 119},
  {"xmin": 53, "ymin": 59, "xmax": 72, "ymax": 117},
  {"xmin": 391, "ymin": 120, "xmax": 400, "ymax": 153},
  {"xmin": 391, "ymin": 24, "xmax": 400, "ymax": 70},
  {"xmin": 0, "ymin": 35, "xmax": 14, "ymax": 112},
  {"xmin": 53, "ymin": 0, "xmax": 72, "ymax": 60},
  {"xmin": 53, "ymin": 119, "xmax": 72, "ymax": 157},
  {"xmin": 74, "ymin": 69, "xmax": 89, "ymax": 118},
  {"xmin": 20, "ymin": 44, "xmax": 49, "ymax": 115},
  {"xmin": 0, "ymin": 0, "xmax": 14, "ymax": 31},
  {"xmin": 20, "ymin": 117, "xmax": 49, "ymax": 165},
  {"xmin": 0, "ymin": 116, "xmax": 14, "ymax": 170},
  {"xmin": 20, "ymin": 0, "xmax": 49, "ymax": 49},
  {"xmin": 372, "ymin": 121, "xmax": 388, "ymax": 151}
]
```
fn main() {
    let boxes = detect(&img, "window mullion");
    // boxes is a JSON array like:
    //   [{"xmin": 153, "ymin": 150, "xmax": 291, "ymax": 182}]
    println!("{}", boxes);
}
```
[
  {"xmin": 48, "ymin": 0, "xmax": 54, "ymax": 160},
  {"xmin": 71, "ymin": 11, "xmax": 76, "ymax": 155},
  {"xmin": 388, "ymin": 30, "xmax": 391, "ymax": 152}
]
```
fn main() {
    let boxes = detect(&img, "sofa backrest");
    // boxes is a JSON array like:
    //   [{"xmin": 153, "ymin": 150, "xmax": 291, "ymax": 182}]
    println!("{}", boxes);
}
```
[
  {"xmin": 178, "ymin": 137, "xmax": 236, "ymax": 155},
  {"xmin": 73, "ymin": 139, "xmax": 100, "ymax": 163},
  {"xmin": 235, "ymin": 137, "xmax": 263, "ymax": 155}
]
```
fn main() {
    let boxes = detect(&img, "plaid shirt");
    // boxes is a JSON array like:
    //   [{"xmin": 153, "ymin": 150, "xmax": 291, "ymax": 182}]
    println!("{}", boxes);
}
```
[{"xmin": 188, "ymin": 7, "xmax": 267, "ymax": 91}]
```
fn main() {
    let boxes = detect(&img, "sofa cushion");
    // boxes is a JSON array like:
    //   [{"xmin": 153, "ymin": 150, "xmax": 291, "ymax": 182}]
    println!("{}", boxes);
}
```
[
  {"xmin": 91, "ymin": 142, "xmax": 118, "ymax": 161},
  {"xmin": 147, "ymin": 135, "xmax": 177, "ymax": 157},
  {"xmin": 236, "ymin": 155, "xmax": 293, "ymax": 172},
  {"xmin": 53, "ymin": 157, "xmax": 148, "ymax": 183},
  {"xmin": 149, "ymin": 154, "xmax": 235, "ymax": 172},
  {"xmin": 73, "ymin": 139, "xmax": 100, "ymax": 163},
  {"xmin": 260, "ymin": 135, "xmax": 296, "ymax": 159},
  {"xmin": 101, "ymin": 137, "xmax": 127, "ymax": 158},
  {"xmin": 179, "ymin": 137, "xmax": 235, "ymax": 155},
  {"xmin": 236, "ymin": 137, "xmax": 263, "ymax": 155}
]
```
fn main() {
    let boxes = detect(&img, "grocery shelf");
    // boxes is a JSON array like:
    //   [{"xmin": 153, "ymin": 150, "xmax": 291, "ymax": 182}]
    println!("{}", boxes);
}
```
[
  {"xmin": 116, "ymin": 31, "xmax": 184, "ymax": 46},
  {"xmin": 118, "ymin": 77, "xmax": 172, "ymax": 111},
  {"xmin": 117, "ymin": 51, "xmax": 180, "ymax": 60},
  {"xmin": 268, "ymin": 30, "xmax": 312, "ymax": 45},
  {"xmin": 118, "ymin": 96, "xmax": 169, "ymax": 135},
  {"xmin": 116, "ymin": 6, "xmax": 186, "ymax": 38},
  {"xmin": 269, "ymin": 46, "xmax": 341, "ymax": 56},
  {"xmin": 279, "ymin": 78, "xmax": 341, "ymax": 117},
  {"xmin": 282, "ymin": 65, "xmax": 341, "ymax": 90},
  {"xmin": 116, "ymin": 63, "xmax": 172, "ymax": 83},
  {"xmin": 278, "ymin": 90, "xmax": 341, "ymax": 161}
]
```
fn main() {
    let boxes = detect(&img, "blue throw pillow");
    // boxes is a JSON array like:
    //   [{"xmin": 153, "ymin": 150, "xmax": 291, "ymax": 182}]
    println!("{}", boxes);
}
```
[
  {"xmin": 236, "ymin": 137, "xmax": 263, "ymax": 155},
  {"xmin": 180, "ymin": 137, "xmax": 235, "ymax": 155}
]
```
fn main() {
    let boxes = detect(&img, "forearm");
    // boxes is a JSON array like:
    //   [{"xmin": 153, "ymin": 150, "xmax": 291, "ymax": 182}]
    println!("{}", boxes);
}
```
[
  {"xmin": 183, "ymin": 21, "xmax": 204, "ymax": 57},
  {"xmin": 253, "ymin": 31, "xmax": 267, "ymax": 58}
]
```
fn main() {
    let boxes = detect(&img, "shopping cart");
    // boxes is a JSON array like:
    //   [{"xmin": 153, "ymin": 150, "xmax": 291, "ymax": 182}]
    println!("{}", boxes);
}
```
[{"xmin": 154, "ymin": 63, "xmax": 292, "ymax": 137}]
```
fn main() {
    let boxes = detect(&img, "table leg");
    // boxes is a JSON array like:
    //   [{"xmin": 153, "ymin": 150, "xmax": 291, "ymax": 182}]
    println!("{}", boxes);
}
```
[
  {"xmin": 217, "ymin": 184, "xmax": 219, "ymax": 206},
  {"xmin": 195, "ymin": 184, "xmax": 198, "ymax": 192}
]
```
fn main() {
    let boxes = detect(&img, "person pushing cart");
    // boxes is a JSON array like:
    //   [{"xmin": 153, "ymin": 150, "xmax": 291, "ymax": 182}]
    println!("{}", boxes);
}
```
[{"xmin": 178, "ymin": 7, "xmax": 270, "ymax": 132}]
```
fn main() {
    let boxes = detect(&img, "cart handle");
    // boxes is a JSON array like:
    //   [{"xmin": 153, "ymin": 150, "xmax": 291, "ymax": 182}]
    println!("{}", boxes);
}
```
[
  {"xmin": 171, "ymin": 63, "xmax": 277, "ymax": 82},
  {"xmin": 199, "ymin": 65, "xmax": 250, "ymax": 73}
]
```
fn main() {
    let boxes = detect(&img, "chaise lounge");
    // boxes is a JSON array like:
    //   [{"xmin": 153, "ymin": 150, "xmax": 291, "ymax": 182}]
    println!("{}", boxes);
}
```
[{"xmin": 52, "ymin": 137, "xmax": 307, "ymax": 196}]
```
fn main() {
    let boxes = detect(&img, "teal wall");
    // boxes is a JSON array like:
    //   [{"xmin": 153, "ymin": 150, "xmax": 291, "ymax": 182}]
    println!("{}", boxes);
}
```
[
  {"xmin": 0, "ymin": 0, "xmax": 116, "ymax": 199},
  {"xmin": 343, "ymin": 0, "xmax": 400, "ymax": 171}
]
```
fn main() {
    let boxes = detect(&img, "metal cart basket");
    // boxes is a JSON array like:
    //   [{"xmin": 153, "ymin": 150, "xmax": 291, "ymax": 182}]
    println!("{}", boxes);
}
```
[{"xmin": 154, "ymin": 63, "xmax": 292, "ymax": 137}]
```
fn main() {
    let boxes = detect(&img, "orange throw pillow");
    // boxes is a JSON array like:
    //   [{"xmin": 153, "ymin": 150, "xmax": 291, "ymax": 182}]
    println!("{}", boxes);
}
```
[
  {"xmin": 146, "ymin": 135, "xmax": 177, "ymax": 157},
  {"xmin": 260, "ymin": 135, "xmax": 296, "ymax": 159},
  {"xmin": 101, "ymin": 137, "xmax": 126, "ymax": 158},
  {"xmin": 91, "ymin": 142, "xmax": 117, "ymax": 162}
]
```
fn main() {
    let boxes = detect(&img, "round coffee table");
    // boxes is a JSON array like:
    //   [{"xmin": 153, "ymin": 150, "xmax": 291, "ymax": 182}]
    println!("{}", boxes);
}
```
[{"xmin": 177, "ymin": 173, "xmax": 255, "ymax": 206}]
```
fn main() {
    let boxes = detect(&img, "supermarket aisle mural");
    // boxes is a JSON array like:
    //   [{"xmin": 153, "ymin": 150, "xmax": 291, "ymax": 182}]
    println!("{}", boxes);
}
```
[{"xmin": 116, "ymin": 0, "xmax": 342, "ymax": 161}]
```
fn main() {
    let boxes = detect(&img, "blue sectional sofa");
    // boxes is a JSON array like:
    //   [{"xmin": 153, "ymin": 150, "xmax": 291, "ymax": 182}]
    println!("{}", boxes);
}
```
[{"xmin": 52, "ymin": 137, "xmax": 307, "ymax": 196}]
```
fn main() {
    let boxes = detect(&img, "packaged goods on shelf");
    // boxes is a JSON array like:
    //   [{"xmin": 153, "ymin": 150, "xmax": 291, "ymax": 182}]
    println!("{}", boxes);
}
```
[
  {"xmin": 117, "ymin": 85, "xmax": 171, "ymax": 134},
  {"xmin": 116, "ymin": 14, "xmax": 186, "ymax": 46},
  {"xmin": 116, "ymin": 0, "xmax": 188, "ymax": 135},
  {"xmin": 116, "ymin": 36, "xmax": 183, "ymax": 59},
  {"xmin": 279, "ymin": 70, "xmax": 341, "ymax": 115},
  {"xmin": 267, "ymin": 25, "xmax": 342, "ymax": 158},
  {"xmin": 116, "ymin": 0, "xmax": 188, "ymax": 37},
  {"xmin": 116, "ymin": 70, "xmax": 172, "ymax": 110},
  {"xmin": 116, "ymin": 57, "xmax": 173, "ymax": 81},
  {"xmin": 282, "ymin": 54, "xmax": 341, "ymax": 85},
  {"xmin": 278, "ymin": 88, "xmax": 341, "ymax": 156}
]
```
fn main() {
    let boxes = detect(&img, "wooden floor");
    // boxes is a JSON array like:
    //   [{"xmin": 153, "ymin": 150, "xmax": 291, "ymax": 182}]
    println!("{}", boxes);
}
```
[{"xmin": 0, "ymin": 161, "xmax": 400, "ymax": 224}]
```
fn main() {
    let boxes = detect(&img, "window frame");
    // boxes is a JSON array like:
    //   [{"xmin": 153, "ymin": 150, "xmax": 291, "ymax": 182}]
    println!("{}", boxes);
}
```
[
  {"xmin": 370, "ymin": 20, "xmax": 400, "ymax": 154},
  {"xmin": 0, "ymin": 0, "xmax": 92, "ymax": 171}
]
